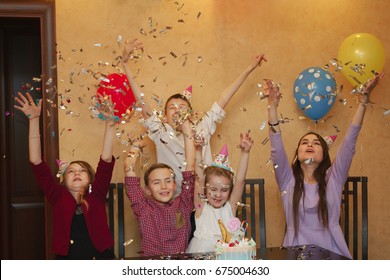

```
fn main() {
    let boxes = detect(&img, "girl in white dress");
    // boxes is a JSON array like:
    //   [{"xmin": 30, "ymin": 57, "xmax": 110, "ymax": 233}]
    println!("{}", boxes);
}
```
[{"xmin": 187, "ymin": 132, "xmax": 253, "ymax": 253}]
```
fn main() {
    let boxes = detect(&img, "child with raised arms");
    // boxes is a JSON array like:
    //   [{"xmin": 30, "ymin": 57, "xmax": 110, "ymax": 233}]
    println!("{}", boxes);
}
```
[
  {"xmin": 186, "ymin": 131, "xmax": 253, "ymax": 253},
  {"xmin": 122, "ymin": 38, "xmax": 265, "ymax": 191}
]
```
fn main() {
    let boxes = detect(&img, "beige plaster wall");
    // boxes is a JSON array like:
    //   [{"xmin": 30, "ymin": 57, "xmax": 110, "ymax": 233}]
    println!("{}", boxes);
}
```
[{"xmin": 55, "ymin": 0, "xmax": 390, "ymax": 259}]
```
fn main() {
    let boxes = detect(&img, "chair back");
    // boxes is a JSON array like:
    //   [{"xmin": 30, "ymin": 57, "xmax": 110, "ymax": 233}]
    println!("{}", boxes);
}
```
[
  {"xmin": 107, "ymin": 183, "xmax": 125, "ymax": 259},
  {"xmin": 341, "ymin": 176, "xmax": 368, "ymax": 259},
  {"xmin": 238, "ymin": 178, "xmax": 266, "ymax": 249}
]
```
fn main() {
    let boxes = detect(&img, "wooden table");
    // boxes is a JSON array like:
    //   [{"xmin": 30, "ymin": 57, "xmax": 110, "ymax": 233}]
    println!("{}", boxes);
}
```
[{"xmin": 125, "ymin": 244, "xmax": 350, "ymax": 260}]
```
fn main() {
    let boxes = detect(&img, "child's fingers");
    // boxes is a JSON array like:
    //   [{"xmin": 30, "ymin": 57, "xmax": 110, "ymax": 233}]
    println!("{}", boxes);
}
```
[
  {"xmin": 14, "ymin": 96, "xmax": 24, "ymax": 107},
  {"xmin": 17, "ymin": 92, "xmax": 28, "ymax": 104}
]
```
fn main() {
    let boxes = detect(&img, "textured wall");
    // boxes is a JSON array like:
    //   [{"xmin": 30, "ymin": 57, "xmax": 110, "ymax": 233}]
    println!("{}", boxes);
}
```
[{"xmin": 56, "ymin": 0, "xmax": 389, "ymax": 259}]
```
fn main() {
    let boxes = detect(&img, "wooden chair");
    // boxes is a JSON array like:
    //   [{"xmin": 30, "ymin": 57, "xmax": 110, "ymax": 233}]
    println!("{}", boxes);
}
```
[
  {"xmin": 341, "ymin": 176, "xmax": 368, "ymax": 259},
  {"xmin": 238, "ymin": 178, "xmax": 266, "ymax": 249},
  {"xmin": 107, "ymin": 183, "xmax": 125, "ymax": 259}
]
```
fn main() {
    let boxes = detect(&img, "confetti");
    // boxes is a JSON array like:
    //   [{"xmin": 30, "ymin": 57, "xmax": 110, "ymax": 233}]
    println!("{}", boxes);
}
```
[
  {"xmin": 304, "ymin": 158, "xmax": 313, "ymax": 164},
  {"xmin": 139, "ymin": 27, "xmax": 146, "ymax": 36},
  {"xmin": 236, "ymin": 202, "xmax": 249, "ymax": 208},
  {"xmin": 123, "ymin": 239, "xmax": 134, "ymax": 247},
  {"xmin": 259, "ymin": 121, "xmax": 266, "ymax": 130}
]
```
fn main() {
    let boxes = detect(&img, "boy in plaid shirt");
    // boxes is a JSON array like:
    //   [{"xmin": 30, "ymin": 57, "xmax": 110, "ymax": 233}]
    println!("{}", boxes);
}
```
[{"xmin": 124, "ymin": 118, "xmax": 195, "ymax": 256}]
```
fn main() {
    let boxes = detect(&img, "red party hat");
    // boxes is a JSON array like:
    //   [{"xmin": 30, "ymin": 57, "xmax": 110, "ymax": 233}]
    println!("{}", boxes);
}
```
[
  {"xmin": 180, "ymin": 85, "xmax": 192, "ymax": 101},
  {"xmin": 323, "ymin": 135, "xmax": 337, "ymax": 148}
]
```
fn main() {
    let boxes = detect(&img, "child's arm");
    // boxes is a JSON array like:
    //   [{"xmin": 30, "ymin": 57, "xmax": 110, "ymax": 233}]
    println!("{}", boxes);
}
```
[
  {"xmin": 216, "ymin": 54, "xmax": 266, "ymax": 109},
  {"xmin": 352, "ymin": 72, "xmax": 384, "ymax": 127},
  {"xmin": 122, "ymin": 38, "xmax": 152, "ymax": 119},
  {"xmin": 100, "ymin": 118, "xmax": 115, "ymax": 163},
  {"xmin": 229, "ymin": 131, "xmax": 253, "ymax": 213},
  {"xmin": 181, "ymin": 119, "xmax": 195, "ymax": 172},
  {"xmin": 91, "ymin": 94, "xmax": 116, "ymax": 163},
  {"xmin": 14, "ymin": 92, "xmax": 43, "ymax": 165},
  {"xmin": 124, "ymin": 145, "xmax": 140, "ymax": 177},
  {"xmin": 194, "ymin": 136, "xmax": 206, "ymax": 216}
]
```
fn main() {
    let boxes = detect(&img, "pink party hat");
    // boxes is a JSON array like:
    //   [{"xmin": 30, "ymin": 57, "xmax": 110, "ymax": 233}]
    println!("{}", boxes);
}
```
[
  {"xmin": 323, "ymin": 135, "xmax": 337, "ymax": 148},
  {"xmin": 56, "ymin": 159, "xmax": 69, "ymax": 178},
  {"xmin": 211, "ymin": 144, "xmax": 231, "ymax": 171},
  {"xmin": 180, "ymin": 85, "xmax": 192, "ymax": 101}
]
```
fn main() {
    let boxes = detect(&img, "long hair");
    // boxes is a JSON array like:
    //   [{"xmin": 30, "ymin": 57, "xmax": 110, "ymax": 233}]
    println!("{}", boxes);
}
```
[
  {"xmin": 203, "ymin": 166, "xmax": 234, "ymax": 198},
  {"xmin": 61, "ymin": 160, "xmax": 95, "ymax": 208},
  {"xmin": 144, "ymin": 163, "xmax": 176, "ymax": 187},
  {"xmin": 291, "ymin": 132, "xmax": 331, "ymax": 236}
]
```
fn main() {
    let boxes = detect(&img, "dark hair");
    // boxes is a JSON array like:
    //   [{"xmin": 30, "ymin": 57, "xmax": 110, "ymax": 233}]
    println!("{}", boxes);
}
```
[
  {"xmin": 164, "ymin": 93, "xmax": 192, "ymax": 112},
  {"xmin": 291, "ymin": 132, "xmax": 331, "ymax": 236},
  {"xmin": 144, "ymin": 163, "xmax": 176, "ymax": 187},
  {"xmin": 203, "ymin": 165, "xmax": 234, "ymax": 197}
]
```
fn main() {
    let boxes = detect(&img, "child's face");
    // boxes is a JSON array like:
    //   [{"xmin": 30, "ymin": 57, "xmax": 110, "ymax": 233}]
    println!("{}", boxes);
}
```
[
  {"xmin": 64, "ymin": 163, "xmax": 90, "ymax": 193},
  {"xmin": 165, "ymin": 98, "xmax": 190, "ymax": 128},
  {"xmin": 206, "ymin": 174, "xmax": 231, "ymax": 209},
  {"xmin": 297, "ymin": 133, "xmax": 324, "ymax": 165},
  {"xmin": 146, "ymin": 167, "xmax": 176, "ymax": 203}
]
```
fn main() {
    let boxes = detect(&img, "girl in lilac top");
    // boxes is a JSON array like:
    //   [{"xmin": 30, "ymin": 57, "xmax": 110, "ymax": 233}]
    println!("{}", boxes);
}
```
[{"xmin": 266, "ymin": 73, "xmax": 384, "ymax": 259}]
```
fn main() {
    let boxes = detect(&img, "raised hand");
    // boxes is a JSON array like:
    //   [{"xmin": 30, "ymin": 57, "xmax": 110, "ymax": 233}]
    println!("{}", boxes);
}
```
[
  {"xmin": 361, "ymin": 72, "xmax": 385, "ymax": 105},
  {"xmin": 266, "ymin": 79, "xmax": 282, "ymax": 108},
  {"xmin": 248, "ymin": 54, "xmax": 267, "ymax": 72},
  {"xmin": 122, "ymin": 38, "xmax": 144, "ymax": 63},
  {"xmin": 92, "ymin": 93, "xmax": 117, "ymax": 121},
  {"xmin": 239, "ymin": 131, "xmax": 254, "ymax": 153},
  {"xmin": 14, "ymin": 92, "xmax": 42, "ymax": 119}
]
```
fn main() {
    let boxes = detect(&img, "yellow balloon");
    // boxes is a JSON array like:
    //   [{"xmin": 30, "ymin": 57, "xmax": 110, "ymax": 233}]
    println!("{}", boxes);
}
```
[{"xmin": 337, "ymin": 33, "xmax": 385, "ymax": 87}]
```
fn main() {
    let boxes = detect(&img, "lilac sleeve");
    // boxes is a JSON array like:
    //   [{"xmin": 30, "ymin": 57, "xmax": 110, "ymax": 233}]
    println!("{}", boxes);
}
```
[
  {"xmin": 328, "ymin": 124, "xmax": 361, "ymax": 185},
  {"xmin": 269, "ymin": 131, "xmax": 293, "ymax": 191}
]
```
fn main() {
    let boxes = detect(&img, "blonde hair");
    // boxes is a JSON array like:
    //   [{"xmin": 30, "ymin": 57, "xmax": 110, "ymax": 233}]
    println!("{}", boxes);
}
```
[{"xmin": 203, "ymin": 165, "xmax": 234, "ymax": 196}]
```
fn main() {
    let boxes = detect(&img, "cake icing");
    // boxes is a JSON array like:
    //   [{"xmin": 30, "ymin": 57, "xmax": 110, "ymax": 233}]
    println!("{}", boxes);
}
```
[{"xmin": 215, "ymin": 218, "xmax": 256, "ymax": 260}]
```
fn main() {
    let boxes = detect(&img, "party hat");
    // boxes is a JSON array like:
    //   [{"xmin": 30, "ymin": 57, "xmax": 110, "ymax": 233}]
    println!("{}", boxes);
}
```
[
  {"xmin": 56, "ymin": 159, "xmax": 69, "ymax": 178},
  {"xmin": 180, "ymin": 85, "xmax": 192, "ymax": 101},
  {"xmin": 211, "ymin": 144, "xmax": 231, "ymax": 171},
  {"xmin": 323, "ymin": 135, "xmax": 337, "ymax": 148}
]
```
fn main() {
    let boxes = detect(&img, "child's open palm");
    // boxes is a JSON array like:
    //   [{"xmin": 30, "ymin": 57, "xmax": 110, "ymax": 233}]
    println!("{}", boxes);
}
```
[{"xmin": 14, "ymin": 92, "xmax": 42, "ymax": 119}]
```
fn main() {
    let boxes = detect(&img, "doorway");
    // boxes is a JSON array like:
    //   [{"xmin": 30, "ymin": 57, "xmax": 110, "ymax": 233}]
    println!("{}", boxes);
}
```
[{"xmin": 0, "ymin": 1, "xmax": 58, "ymax": 260}]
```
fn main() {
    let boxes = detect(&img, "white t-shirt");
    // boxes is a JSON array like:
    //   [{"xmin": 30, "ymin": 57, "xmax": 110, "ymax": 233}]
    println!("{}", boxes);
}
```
[{"xmin": 143, "ymin": 102, "xmax": 225, "ymax": 194}]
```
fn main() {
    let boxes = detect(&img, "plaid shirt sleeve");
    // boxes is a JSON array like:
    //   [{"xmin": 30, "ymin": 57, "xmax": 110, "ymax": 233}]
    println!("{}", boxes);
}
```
[
  {"xmin": 179, "ymin": 170, "xmax": 195, "ymax": 216},
  {"xmin": 124, "ymin": 176, "xmax": 146, "ymax": 218}
]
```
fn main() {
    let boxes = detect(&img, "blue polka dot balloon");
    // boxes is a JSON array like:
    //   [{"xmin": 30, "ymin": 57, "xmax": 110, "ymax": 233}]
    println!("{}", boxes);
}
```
[{"xmin": 293, "ymin": 67, "xmax": 337, "ymax": 122}]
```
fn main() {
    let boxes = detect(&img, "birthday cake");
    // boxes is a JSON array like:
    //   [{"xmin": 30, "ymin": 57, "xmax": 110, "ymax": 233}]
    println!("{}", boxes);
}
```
[{"xmin": 215, "ymin": 218, "xmax": 256, "ymax": 260}]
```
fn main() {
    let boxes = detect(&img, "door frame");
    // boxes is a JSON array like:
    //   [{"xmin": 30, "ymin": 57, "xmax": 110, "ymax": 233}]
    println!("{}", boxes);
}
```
[{"xmin": 0, "ymin": 0, "xmax": 58, "ymax": 259}]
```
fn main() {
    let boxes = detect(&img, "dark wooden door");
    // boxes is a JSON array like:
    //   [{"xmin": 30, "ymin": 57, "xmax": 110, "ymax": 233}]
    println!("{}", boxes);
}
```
[
  {"xmin": 0, "ymin": 0, "xmax": 58, "ymax": 260},
  {"xmin": 0, "ymin": 17, "xmax": 46, "ymax": 260}
]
